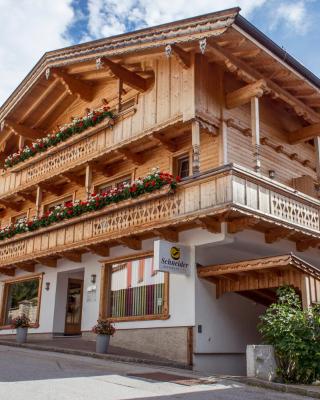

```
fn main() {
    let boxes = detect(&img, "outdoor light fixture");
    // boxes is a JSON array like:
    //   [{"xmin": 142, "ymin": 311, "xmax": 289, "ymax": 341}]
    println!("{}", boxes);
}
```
[
  {"xmin": 45, "ymin": 282, "xmax": 50, "ymax": 291},
  {"xmin": 90, "ymin": 274, "xmax": 97, "ymax": 284},
  {"xmin": 268, "ymin": 170, "xmax": 276, "ymax": 179}
]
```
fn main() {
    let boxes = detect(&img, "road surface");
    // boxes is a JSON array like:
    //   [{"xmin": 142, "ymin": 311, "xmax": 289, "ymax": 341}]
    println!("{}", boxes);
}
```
[{"xmin": 0, "ymin": 345, "xmax": 313, "ymax": 400}]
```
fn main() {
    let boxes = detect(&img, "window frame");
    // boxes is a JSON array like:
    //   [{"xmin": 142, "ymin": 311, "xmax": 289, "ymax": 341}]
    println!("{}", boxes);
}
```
[
  {"xmin": 96, "ymin": 172, "xmax": 134, "ymax": 195},
  {"xmin": 43, "ymin": 194, "xmax": 73, "ymax": 214},
  {"xmin": 0, "ymin": 273, "xmax": 43, "ymax": 329},
  {"xmin": 100, "ymin": 252, "xmax": 169, "ymax": 323},
  {"xmin": 172, "ymin": 150, "xmax": 192, "ymax": 179}
]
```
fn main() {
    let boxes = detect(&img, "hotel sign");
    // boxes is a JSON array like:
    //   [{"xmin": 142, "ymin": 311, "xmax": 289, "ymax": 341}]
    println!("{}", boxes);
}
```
[{"xmin": 154, "ymin": 240, "xmax": 191, "ymax": 275}]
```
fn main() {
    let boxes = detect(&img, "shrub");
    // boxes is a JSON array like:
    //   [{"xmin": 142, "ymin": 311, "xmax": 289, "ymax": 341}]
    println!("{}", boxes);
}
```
[{"xmin": 258, "ymin": 286, "xmax": 320, "ymax": 384}]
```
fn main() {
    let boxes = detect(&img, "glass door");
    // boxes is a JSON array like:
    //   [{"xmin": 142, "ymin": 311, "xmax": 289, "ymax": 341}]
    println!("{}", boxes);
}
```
[{"xmin": 64, "ymin": 279, "xmax": 83, "ymax": 335}]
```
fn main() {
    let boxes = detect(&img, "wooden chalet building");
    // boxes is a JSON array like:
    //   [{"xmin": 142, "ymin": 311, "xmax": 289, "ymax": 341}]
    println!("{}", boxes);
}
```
[{"xmin": 0, "ymin": 7, "xmax": 320, "ymax": 374}]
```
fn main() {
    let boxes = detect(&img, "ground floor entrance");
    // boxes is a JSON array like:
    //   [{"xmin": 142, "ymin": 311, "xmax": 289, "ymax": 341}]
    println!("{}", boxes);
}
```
[{"xmin": 64, "ymin": 278, "xmax": 83, "ymax": 335}]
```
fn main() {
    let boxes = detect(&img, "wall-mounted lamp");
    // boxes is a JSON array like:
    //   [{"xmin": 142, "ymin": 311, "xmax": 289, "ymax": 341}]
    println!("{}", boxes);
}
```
[
  {"xmin": 268, "ymin": 170, "xmax": 276, "ymax": 179},
  {"xmin": 45, "ymin": 282, "xmax": 50, "ymax": 291},
  {"xmin": 90, "ymin": 274, "xmax": 97, "ymax": 284}
]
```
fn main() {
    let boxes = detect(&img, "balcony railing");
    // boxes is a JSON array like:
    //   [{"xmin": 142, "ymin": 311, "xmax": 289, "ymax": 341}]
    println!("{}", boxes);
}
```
[
  {"xmin": 0, "ymin": 164, "xmax": 319, "ymax": 268},
  {"xmin": 0, "ymin": 112, "xmax": 182, "ymax": 200}
]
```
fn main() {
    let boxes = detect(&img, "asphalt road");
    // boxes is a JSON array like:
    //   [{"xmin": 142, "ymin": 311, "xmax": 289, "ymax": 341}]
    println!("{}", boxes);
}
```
[{"xmin": 0, "ymin": 345, "xmax": 313, "ymax": 400}]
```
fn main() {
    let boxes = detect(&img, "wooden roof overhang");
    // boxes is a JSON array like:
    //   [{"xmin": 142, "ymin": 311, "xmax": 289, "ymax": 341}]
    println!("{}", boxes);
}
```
[
  {"xmin": 1, "ymin": 7, "xmax": 320, "ymax": 156},
  {"xmin": 197, "ymin": 253, "xmax": 320, "ymax": 307}
]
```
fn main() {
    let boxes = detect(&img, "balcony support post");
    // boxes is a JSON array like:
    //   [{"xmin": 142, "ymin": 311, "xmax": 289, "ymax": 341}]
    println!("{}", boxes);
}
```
[
  {"xmin": 251, "ymin": 96, "xmax": 261, "ymax": 173},
  {"xmin": 85, "ymin": 163, "xmax": 92, "ymax": 198},
  {"xmin": 192, "ymin": 120, "xmax": 200, "ymax": 175},
  {"xmin": 314, "ymin": 136, "xmax": 320, "ymax": 182},
  {"xmin": 35, "ymin": 185, "xmax": 42, "ymax": 217}
]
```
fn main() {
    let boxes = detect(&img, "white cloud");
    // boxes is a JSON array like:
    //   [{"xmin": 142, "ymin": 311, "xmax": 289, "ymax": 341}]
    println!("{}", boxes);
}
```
[
  {"xmin": 270, "ymin": 1, "xmax": 310, "ymax": 34},
  {"xmin": 0, "ymin": 0, "xmax": 75, "ymax": 105},
  {"xmin": 85, "ymin": 0, "xmax": 268, "ymax": 41}
]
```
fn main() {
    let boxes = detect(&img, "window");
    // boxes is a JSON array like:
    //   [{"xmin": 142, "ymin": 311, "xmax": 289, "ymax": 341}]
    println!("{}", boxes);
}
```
[
  {"xmin": 1, "ymin": 275, "xmax": 42, "ymax": 327},
  {"xmin": 44, "ymin": 196, "xmax": 73, "ymax": 213},
  {"xmin": 103, "ymin": 255, "xmax": 169, "ymax": 321},
  {"xmin": 98, "ymin": 175, "xmax": 132, "ymax": 194},
  {"xmin": 177, "ymin": 155, "xmax": 190, "ymax": 179},
  {"xmin": 11, "ymin": 213, "xmax": 28, "ymax": 225}
]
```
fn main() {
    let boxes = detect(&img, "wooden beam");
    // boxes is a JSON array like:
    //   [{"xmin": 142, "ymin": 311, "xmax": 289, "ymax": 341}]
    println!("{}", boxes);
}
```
[
  {"xmin": 251, "ymin": 96, "xmax": 261, "ymax": 172},
  {"xmin": 35, "ymin": 91, "xmax": 69, "ymax": 128},
  {"xmin": 0, "ymin": 200, "xmax": 21, "ymax": 212},
  {"xmin": 153, "ymin": 227, "xmax": 179, "ymax": 242},
  {"xmin": 51, "ymin": 68, "xmax": 94, "ymax": 102},
  {"xmin": 85, "ymin": 163, "xmax": 92, "ymax": 197},
  {"xmin": 87, "ymin": 244, "xmax": 110, "ymax": 257},
  {"xmin": 207, "ymin": 41, "xmax": 320, "ymax": 124},
  {"xmin": 198, "ymin": 262, "xmax": 280, "ymax": 278},
  {"xmin": 228, "ymin": 217, "xmax": 258, "ymax": 234},
  {"xmin": 288, "ymin": 123, "xmax": 320, "ymax": 144},
  {"xmin": 0, "ymin": 268, "xmax": 15, "ymax": 276},
  {"xmin": 118, "ymin": 237, "xmax": 142, "ymax": 250},
  {"xmin": 170, "ymin": 44, "xmax": 191, "ymax": 69},
  {"xmin": 40, "ymin": 183, "xmax": 63, "ymax": 196},
  {"xmin": 117, "ymin": 148, "xmax": 143, "ymax": 166},
  {"xmin": 265, "ymin": 228, "xmax": 291, "ymax": 244},
  {"xmin": 36, "ymin": 257, "xmax": 57, "ymax": 268},
  {"xmin": 35, "ymin": 185, "xmax": 42, "ymax": 217},
  {"xmin": 315, "ymin": 136, "xmax": 320, "ymax": 181},
  {"xmin": 151, "ymin": 132, "xmax": 177, "ymax": 152},
  {"xmin": 20, "ymin": 79, "xmax": 59, "ymax": 123},
  {"xmin": 61, "ymin": 172, "xmax": 84, "ymax": 186},
  {"xmin": 17, "ymin": 262, "xmax": 35, "ymax": 272},
  {"xmin": 192, "ymin": 120, "xmax": 200, "ymax": 174},
  {"xmin": 100, "ymin": 57, "xmax": 152, "ymax": 92},
  {"xmin": 195, "ymin": 216, "xmax": 221, "ymax": 233},
  {"xmin": 60, "ymin": 251, "xmax": 82, "ymax": 263},
  {"xmin": 20, "ymin": 192, "xmax": 36, "ymax": 202},
  {"xmin": 5, "ymin": 119, "xmax": 44, "ymax": 139},
  {"xmin": 296, "ymin": 239, "xmax": 320, "ymax": 252},
  {"xmin": 226, "ymin": 79, "xmax": 267, "ymax": 109}
]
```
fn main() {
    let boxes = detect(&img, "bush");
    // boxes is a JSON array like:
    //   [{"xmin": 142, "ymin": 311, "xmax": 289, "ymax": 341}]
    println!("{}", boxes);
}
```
[{"xmin": 258, "ymin": 286, "xmax": 320, "ymax": 384}]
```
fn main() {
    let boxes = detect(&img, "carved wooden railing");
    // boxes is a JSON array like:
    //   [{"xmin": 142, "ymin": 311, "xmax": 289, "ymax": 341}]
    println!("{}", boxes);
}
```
[
  {"xmin": 0, "ymin": 113, "xmax": 183, "ymax": 199},
  {"xmin": 0, "ymin": 164, "xmax": 319, "ymax": 267}
]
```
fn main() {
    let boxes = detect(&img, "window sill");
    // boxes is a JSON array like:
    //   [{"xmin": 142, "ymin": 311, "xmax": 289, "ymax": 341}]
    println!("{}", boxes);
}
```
[
  {"xmin": 107, "ymin": 313, "xmax": 169, "ymax": 323},
  {"xmin": 0, "ymin": 323, "xmax": 39, "ymax": 330}
]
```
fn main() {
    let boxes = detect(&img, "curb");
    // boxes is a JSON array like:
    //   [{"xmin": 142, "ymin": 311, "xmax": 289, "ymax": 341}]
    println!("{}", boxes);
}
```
[
  {"xmin": 0, "ymin": 340, "xmax": 191, "ymax": 371},
  {"xmin": 232, "ymin": 377, "xmax": 320, "ymax": 399}
]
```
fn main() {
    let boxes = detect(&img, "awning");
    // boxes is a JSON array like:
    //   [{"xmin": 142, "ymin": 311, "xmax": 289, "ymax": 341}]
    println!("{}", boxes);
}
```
[{"xmin": 197, "ymin": 254, "xmax": 320, "ymax": 308}]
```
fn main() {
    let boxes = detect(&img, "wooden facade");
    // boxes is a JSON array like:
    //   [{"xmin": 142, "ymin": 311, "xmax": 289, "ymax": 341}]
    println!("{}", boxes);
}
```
[{"xmin": 0, "ymin": 7, "xmax": 320, "ymax": 299}]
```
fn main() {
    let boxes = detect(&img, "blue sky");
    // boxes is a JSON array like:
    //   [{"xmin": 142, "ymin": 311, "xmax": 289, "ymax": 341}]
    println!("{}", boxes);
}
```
[{"xmin": 0, "ymin": 0, "xmax": 320, "ymax": 105}]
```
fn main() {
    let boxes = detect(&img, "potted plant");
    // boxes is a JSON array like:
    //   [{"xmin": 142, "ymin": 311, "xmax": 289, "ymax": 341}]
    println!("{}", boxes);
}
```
[
  {"xmin": 11, "ymin": 314, "xmax": 30, "ymax": 344},
  {"xmin": 92, "ymin": 319, "xmax": 115, "ymax": 354}
]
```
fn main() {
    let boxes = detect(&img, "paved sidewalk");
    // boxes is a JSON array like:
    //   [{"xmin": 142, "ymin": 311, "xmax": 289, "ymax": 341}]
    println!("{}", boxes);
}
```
[{"xmin": 0, "ymin": 337, "xmax": 188, "ymax": 369}]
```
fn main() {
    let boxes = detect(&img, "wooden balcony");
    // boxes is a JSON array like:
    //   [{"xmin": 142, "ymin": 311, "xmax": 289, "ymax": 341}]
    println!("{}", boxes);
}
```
[
  {"xmin": 0, "ymin": 112, "xmax": 184, "ymax": 203},
  {"xmin": 1, "ymin": 164, "xmax": 320, "ymax": 273}
]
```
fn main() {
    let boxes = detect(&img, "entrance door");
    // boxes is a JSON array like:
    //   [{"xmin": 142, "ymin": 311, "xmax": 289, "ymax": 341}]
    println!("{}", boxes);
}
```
[{"xmin": 64, "ymin": 279, "xmax": 83, "ymax": 335}]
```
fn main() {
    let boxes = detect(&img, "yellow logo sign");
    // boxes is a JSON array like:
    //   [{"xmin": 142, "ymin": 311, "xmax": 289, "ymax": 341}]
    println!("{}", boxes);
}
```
[{"xmin": 170, "ymin": 246, "xmax": 180, "ymax": 260}]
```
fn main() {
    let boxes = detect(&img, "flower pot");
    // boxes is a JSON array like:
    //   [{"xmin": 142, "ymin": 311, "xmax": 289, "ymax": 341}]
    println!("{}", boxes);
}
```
[
  {"xmin": 96, "ymin": 334, "xmax": 110, "ymax": 354},
  {"xmin": 16, "ymin": 327, "xmax": 28, "ymax": 344}
]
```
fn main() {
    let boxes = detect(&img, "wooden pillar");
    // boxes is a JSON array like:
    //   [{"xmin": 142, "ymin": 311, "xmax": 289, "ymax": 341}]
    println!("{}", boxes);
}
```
[
  {"xmin": 251, "ymin": 96, "xmax": 261, "ymax": 173},
  {"xmin": 192, "ymin": 120, "xmax": 200, "ymax": 174},
  {"xmin": 219, "ymin": 120, "xmax": 228, "ymax": 165},
  {"xmin": 99, "ymin": 264, "xmax": 112, "ymax": 319},
  {"xmin": 314, "ymin": 136, "xmax": 320, "ymax": 182},
  {"xmin": 35, "ymin": 185, "xmax": 42, "ymax": 217},
  {"xmin": 18, "ymin": 135, "xmax": 25, "ymax": 150},
  {"xmin": 301, "ymin": 274, "xmax": 311, "ymax": 309},
  {"xmin": 85, "ymin": 163, "xmax": 92, "ymax": 198}
]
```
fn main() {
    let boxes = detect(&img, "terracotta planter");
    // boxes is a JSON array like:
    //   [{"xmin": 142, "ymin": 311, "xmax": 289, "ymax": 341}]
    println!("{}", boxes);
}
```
[
  {"xmin": 96, "ymin": 334, "xmax": 110, "ymax": 354},
  {"xmin": 16, "ymin": 327, "xmax": 28, "ymax": 344}
]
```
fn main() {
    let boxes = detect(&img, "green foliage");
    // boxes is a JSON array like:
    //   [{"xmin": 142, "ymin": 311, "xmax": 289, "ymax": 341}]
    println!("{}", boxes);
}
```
[{"xmin": 258, "ymin": 286, "xmax": 320, "ymax": 384}]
